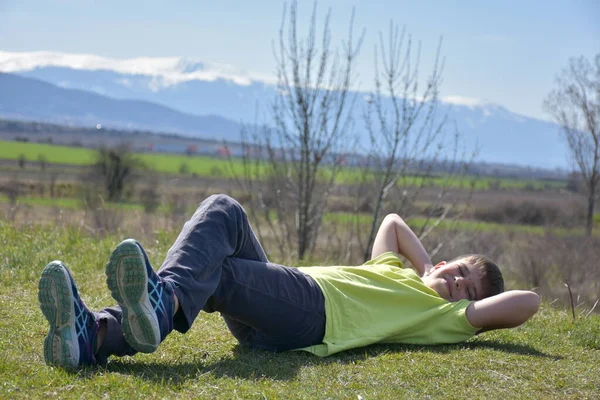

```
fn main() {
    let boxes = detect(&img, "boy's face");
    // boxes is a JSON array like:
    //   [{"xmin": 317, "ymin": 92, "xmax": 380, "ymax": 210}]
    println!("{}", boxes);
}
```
[{"xmin": 421, "ymin": 259, "xmax": 484, "ymax": 302}]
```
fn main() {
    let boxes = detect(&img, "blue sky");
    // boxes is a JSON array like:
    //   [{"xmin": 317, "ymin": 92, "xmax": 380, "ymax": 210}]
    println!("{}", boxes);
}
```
[{"xmin": 0, "ymin": 0, "xmax": 598, "ymax": 119}]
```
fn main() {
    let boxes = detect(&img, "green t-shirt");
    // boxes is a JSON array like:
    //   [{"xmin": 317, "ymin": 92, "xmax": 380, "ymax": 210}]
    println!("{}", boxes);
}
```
[{"xmin": 297, "ymin": 252, "xmax": 478, "ymax": 357}]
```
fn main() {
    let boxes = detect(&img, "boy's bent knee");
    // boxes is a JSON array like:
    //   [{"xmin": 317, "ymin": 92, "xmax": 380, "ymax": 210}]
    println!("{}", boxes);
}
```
[
  {"xmin": 196, "ymin": 194, "xmax": 246, "ymax": 219},
  {"xmin": 200, "ymin": 194, "xmax": 239, "ymax": 210}
]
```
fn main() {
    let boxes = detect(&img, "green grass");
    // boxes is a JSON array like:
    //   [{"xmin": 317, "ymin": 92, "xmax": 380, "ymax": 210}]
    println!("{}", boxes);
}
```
[
  {"xmin": 1, "ymin": 223, "xmax": 599, "ymax": 398},
  {"xmin": 1, "ymin": 140, "xmax": 567, "ymax": 190}
]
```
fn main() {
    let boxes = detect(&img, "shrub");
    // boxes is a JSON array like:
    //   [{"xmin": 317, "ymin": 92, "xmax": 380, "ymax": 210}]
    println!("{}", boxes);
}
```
[
  {"xmin": 474, "ymin": 200, "xmax": 582, "ymax": 227},
  {"xmin": 38, "ymin": 154, "xmax": 47, "ymax": 171},
  {"xmin": 179, "ymin": 162, "xmax": 190, "ymax": 175},
  {"xmin": 210, "ymin": 166, "xmax": 223, "ymax": 177},
  {"xmin": 17, "ymin": 154, "xmax": 26, "ymax": 169},
  {"xmin": 139, "ymin": 173, "xmax": 161, "ymax": 213}
]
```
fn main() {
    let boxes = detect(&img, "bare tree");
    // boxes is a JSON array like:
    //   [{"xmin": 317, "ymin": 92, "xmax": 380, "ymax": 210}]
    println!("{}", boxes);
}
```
[
  {"xmin": 92, "ymin": 143, "xmax": 143, "ymax": 202},
  {"xmin": 229, "ymin": 122, "xmax": 291, "ymax": 261},
  {"xmin": 361, "ymin": 23, "xmax": 475, "ymax": 261},
  {"xmin": 234, "ymin": 1, "xmax": 364, "ymax": 260},
  {"xmin": 544, "ymin": 54, "xmax": 600, "ymax": 236},
  {"xmin": 273, "ymin": 1, "xmax": 364, "ymax": 259}
]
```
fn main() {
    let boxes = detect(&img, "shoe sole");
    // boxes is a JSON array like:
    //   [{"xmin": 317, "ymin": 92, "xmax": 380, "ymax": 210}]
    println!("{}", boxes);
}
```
[
  {"xmin": 106, "ymin": 240, "xmax": 160, "ymax": 353},
  {"xmin": 38, "ymin": 261, "xmax": 79, "ymax": 369}
]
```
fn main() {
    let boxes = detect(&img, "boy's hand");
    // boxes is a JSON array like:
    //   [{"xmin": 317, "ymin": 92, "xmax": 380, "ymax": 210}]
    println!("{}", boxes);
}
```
[{"xmin": 423, "ymin": 263, "xmax": 434, "ymax": 275}]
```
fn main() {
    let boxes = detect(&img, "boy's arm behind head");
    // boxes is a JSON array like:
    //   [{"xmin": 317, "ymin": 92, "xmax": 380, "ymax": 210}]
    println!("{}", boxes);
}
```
[
  {"xmin": 465, "ymin": 290, "xmax": 540, "ymax": 333},
  {"xmin": 371, "ymin": 213, "xmax": 432, "ymax": 276}
]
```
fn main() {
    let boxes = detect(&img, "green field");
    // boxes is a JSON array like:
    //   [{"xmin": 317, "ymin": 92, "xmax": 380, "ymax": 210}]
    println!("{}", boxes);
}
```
[
  {"xmin": 0, "ymin": 140, "xmax": 567, "ymax": 190},
  {"xmin": 0, "ymin": 195, "xmax": 81, "ymax": 209},
  {"xmin": 3, "ymin": 194, "xmax": 598, "ymax": 238},
  {"xmin": 0, "ymin": 140, "xmax": 97, "ymax": 165},
  {"xmin": 323, "ymin": 211, "xmax": 599, "ymax": 237},
  {"xmin": 0, "ymin": 195, "xmax": 152, "ymax": 212},
  {"xmin": 335, "ymin": 170, "xmax": 566, "ymax": 190},
  {"xmin": 0, "ymin": 223, "xmax": 599, "ymax": 399},
  {"xmin": 0, "ymin": 140, "xmax": 246, "ymax": 176}
]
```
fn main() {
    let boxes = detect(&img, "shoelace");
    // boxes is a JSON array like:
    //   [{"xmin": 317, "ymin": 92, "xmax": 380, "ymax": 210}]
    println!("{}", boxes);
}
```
[
  {"xmin": 74, "ymin": 298, "xmax": 89, "ymax": 342},
  {"xmin": 149, "ymin": 278, "xmax": 167, "ymax": 317}
]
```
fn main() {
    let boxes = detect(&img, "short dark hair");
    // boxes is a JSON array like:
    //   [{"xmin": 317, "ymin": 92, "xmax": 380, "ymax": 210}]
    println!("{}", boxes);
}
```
[{"xmin": 451, "ymin": 254, "xmax": 504, "ymax": 299}]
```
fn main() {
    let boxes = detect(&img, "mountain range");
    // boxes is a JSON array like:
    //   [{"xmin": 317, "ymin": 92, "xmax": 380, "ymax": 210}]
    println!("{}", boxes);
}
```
[
  {"xmin": 0, "ymin": 73, "xmax": 242, "ymax": 140},
  {"xmin": 0, "ymin": 50, "xmax": 568, "ymax": 169}
]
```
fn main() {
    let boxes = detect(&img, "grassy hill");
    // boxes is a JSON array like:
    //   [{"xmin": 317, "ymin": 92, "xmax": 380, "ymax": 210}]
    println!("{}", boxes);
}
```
[{"xmin": 0, "ymin": 223, "xmax": 598, "ymax": 399}]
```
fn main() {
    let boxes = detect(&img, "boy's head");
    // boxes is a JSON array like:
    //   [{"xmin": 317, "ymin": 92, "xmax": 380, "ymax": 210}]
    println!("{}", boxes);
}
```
[{"xmin": 421, "ymin": 254, "xmax": 504, "ymax": 302}]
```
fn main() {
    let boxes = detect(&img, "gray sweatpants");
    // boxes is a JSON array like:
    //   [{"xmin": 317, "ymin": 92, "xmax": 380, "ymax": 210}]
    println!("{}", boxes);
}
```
[{"xmin": 97, "ymin": 194, "xmax": 326, "ymax": 362}]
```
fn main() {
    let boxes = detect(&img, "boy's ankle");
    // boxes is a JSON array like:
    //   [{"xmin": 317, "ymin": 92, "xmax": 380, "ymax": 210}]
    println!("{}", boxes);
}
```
[
  {"xmin": 173, "ymin": 294, "xmax": 180, "ymax": 314},
  {"xmin": 95, "ymin": 319, "xmax": 107, "ymax": 355}
]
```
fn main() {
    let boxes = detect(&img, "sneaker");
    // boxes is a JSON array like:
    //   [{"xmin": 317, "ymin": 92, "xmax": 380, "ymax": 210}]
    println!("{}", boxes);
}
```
[
  {"xmin": 105, "ymin": 239, "xmax": 174, "ymax": 353},
  {"xmin": 38, "ymin": 261, "xmax": 98, "ymax": 368}
]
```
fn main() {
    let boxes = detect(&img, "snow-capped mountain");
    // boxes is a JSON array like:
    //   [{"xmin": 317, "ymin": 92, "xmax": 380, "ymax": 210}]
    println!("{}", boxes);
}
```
[
  {"xmin": 0, "ymin": 50, "xmax": 266, "ymax": 87},
  {"xmin": 0, "ymin": 50, "xmax": 568, "ymax": 169}
]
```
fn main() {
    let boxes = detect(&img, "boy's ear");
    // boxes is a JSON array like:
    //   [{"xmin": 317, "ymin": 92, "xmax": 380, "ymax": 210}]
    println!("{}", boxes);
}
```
[
  {"xmin": 424, "ymin": 261, "xmax": 446, "ymax": 276},
  {"xmin": 433, "ymin": 261, "xmax": 447, "ymax": 270}
]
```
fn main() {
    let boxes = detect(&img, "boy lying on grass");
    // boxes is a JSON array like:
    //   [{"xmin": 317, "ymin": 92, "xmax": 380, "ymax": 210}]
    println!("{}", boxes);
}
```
[{"xmin": 38, "ymin": 194, "xmax": 540, "ymax": 368}]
